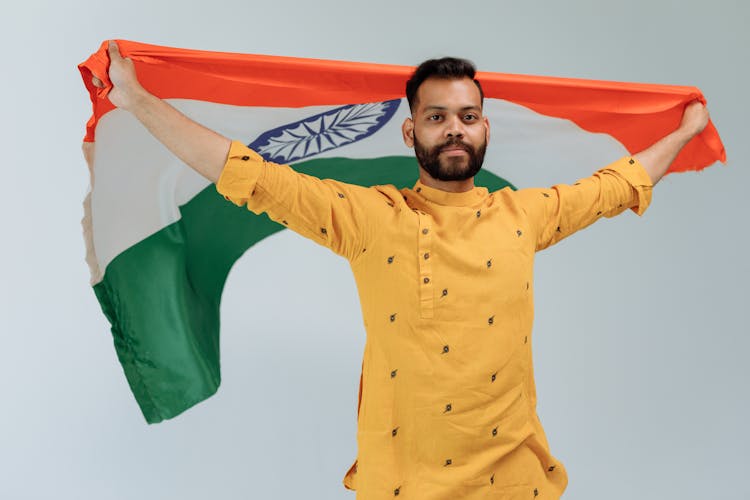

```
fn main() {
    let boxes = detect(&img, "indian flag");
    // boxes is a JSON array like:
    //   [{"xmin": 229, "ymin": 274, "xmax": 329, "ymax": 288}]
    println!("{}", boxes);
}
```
[{"xmin": 78, "ymin": 39, "xmax": 725, "ymax": 424}]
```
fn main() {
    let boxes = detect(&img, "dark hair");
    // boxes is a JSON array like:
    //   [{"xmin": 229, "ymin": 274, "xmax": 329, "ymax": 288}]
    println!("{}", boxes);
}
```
[{"xmin": 405, "ymin": 57, "xmax": 484, "ymax": 112}]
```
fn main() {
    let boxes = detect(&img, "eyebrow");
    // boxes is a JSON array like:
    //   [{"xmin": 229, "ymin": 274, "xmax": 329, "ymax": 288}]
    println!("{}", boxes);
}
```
[{"xmin": 423, "ymin": 105, "xmax": 481, "ymax": 113}]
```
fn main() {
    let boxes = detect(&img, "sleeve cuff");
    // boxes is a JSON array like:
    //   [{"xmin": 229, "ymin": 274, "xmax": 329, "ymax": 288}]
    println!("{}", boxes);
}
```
[
  {"xmin": 215, "ymin": 141, "xmax": 266, "ymax": 204},
  {"xmin": 601, "ymin": 156, "xmax": 654, "ymax": 216}
]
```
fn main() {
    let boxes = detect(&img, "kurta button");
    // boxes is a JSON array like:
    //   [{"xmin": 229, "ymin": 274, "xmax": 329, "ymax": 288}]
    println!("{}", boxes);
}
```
[
  {"xmin": 442, "ymin": 345, "xmax": 449, "ymax": 353},
  {"xmin": 423, "ymin": 277, "xmax": 430, "ymax": 284},
  {"xmin": 320, "ymin": 228, "xmax": 327, "ymax": 235},
  {"xmin": 423, "ymin": 252, "xmax": 430, "ymax": 260},
  {"xmin": 442, "ymin": 289, "xmax": 448, "ymax": 296},
  {"xmin": 422, "ymin": 228, "xmax": 429, "ymax": 235},
  {"xmin": 241, "ymin": 155, "xmax": 250, "ymax": 161}
]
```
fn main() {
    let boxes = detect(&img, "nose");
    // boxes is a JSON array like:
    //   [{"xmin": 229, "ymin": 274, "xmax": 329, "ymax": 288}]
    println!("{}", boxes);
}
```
[{"xmin": 445, "ymin": 115, "xmax": 465, "ymax": 138}]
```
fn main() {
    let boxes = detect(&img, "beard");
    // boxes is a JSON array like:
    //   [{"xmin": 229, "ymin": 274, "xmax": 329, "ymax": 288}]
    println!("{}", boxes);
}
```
[{"xmin": 414, "ymin": 134, "xmax": 487, "ymax": 182}]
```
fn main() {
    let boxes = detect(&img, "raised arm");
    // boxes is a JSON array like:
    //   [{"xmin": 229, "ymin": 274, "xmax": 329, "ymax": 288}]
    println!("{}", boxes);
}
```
[
  {"xmin": 91, "ymin": 40, "xmax": 390, "ymax": 261},
  {"xmin": 633, "ymin": 100, "xmax": 710, "ymax": 185},
  {"xmin": 91, "ymin": 41, "xmax": 230, "ymax": 183}
]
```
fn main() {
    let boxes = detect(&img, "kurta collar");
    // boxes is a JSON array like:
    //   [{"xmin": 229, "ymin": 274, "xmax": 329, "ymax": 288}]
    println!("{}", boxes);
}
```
[{"xmin": 410, "ymin": 179, "xmax": 489, "ymax": 207}]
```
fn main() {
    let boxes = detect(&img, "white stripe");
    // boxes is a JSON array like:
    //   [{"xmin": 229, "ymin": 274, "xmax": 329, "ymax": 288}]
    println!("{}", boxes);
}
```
[{"xmin": 89, "ymin": 98, "xmax": 628, "ymax": 283}]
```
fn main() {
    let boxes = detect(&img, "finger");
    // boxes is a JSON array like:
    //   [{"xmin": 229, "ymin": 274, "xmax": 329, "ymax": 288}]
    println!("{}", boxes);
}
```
[{"xmin": 108, "ymin": 40, "xmax": 122, "ymax": 61}]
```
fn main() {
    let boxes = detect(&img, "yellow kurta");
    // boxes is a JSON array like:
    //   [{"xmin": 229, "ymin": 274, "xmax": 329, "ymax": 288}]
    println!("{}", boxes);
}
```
[{"xmin": 217, "ymin": 141, "xmax": 653, "ymax": 500}]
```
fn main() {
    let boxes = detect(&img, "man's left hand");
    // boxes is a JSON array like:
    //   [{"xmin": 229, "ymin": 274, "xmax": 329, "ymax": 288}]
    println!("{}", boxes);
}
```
[{"xmin": 679, "ymin": 101, "xmax": 710, "ymax": 139}]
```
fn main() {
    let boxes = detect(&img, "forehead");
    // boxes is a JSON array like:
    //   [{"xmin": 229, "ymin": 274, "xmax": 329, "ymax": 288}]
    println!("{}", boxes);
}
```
[{"xmin": 414, "ymin": 77, "xmax": 482, "ymax": 112}]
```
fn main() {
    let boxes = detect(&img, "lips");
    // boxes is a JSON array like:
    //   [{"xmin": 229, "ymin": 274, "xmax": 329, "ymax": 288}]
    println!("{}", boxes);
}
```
[{"xmin": 440, "ymin": 145, "xmax": 469, "ymax": 155}]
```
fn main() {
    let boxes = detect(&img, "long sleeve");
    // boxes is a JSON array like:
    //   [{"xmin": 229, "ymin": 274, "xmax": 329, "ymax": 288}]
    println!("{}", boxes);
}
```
[
  {"xmin": 216, "ymin": 140, "xmax": 382, "ymax": 261},
  {"xmin": 515, "ymin": 156, "xmax": 654, "ymax": 252}
]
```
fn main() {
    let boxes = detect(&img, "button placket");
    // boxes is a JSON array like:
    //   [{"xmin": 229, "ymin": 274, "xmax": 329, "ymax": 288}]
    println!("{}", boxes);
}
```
[{"xmin": 417, "ymin": 212, "xmax": 434, "ymax": 319}]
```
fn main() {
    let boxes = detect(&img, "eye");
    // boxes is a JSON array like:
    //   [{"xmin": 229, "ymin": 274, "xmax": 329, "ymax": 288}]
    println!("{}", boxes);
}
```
[
  {"xmin": 464, "ymin": 113, "xmax": 478, "ymax": 121},
  {"xmin": 428, "ymin": 114, "xmax": 442, "ymax": 121}
]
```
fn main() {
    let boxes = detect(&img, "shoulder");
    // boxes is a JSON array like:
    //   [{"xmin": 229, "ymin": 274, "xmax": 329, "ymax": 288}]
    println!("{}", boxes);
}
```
[{"xmin": 490, "ymin": 185, "xmax": 550, "ymax": 206}]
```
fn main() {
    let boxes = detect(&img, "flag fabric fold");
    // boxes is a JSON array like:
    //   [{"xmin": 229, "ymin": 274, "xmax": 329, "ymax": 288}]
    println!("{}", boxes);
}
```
[{"xmin": 78, "ymin": 39, "xmax": 725, "ymax": 423}]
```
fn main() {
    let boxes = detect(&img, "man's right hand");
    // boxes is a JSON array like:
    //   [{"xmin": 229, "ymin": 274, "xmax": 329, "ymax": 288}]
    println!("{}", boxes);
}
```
[
  {"xmin": 89, "ymin": 39, "xmax": 231, "ymax": 183},
  {"xmin": 91, "ymin": 41, "xmax": 146, "ymax": 111}
]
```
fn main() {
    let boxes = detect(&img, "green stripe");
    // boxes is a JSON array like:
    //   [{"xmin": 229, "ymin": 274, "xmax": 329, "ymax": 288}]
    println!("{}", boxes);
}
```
[{"xmin": 93, "ymin": 156, "xmax": 515, "ymax": 423}]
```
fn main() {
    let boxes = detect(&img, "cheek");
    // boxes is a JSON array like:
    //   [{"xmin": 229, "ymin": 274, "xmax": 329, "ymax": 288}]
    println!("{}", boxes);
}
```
[{"xmin": 467, "ymin": 126, "xmax": 487, "ymax": 145}]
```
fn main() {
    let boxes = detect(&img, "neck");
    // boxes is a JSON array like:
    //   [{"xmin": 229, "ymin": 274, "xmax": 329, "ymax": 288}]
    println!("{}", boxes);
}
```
[{"xmin": 418, "ymin": 169, "xmax": 475, "ymax": 193}]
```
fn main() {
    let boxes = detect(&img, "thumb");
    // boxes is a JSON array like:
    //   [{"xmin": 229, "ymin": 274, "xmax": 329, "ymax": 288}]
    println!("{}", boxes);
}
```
[{"xmin": 108, "ymin": 40, "xmax": 123, "ymax": 61}]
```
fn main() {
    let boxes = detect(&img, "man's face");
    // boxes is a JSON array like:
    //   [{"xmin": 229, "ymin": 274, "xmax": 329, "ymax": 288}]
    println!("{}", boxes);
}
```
[{"xmin": 403, "ymin": 77, "xmax": 490, "ymax": 182}]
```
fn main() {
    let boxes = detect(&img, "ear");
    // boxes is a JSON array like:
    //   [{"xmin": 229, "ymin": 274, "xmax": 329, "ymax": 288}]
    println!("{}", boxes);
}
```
[
  {"xmin": 483, "ymin": 115, "xmax": 490, "ymax": 144},
  {"xmin": 402, "ymin": 117, "xmax": 415, "ymax": 148}
]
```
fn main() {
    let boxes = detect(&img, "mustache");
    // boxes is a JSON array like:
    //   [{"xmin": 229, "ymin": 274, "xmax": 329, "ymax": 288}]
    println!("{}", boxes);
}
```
[{"xmin": 439, "ymin": 138, "xmax": 473, "ymax": 152}]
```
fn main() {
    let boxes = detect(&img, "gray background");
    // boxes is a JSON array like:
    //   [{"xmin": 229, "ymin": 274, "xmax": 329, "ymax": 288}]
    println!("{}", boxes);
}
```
[{"xmin": 1, "ymin": 0, "xmax": 748, "ymax": 499}]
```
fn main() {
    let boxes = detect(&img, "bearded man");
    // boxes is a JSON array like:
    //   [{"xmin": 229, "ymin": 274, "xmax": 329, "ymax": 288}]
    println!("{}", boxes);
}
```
[{"xmin": 93, "ymin": 41, "xmax": 708, "ymax": 500}]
